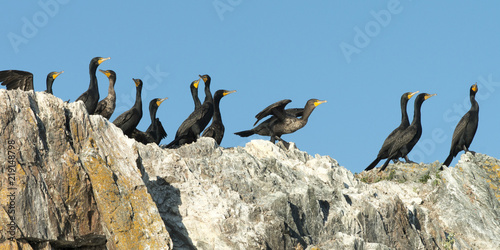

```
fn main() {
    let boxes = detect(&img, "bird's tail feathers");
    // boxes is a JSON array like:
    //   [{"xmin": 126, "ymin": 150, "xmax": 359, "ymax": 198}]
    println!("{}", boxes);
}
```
[
  {"xmin": 365, "ymin": 157, "xmax": 381, "ymax": 171},
  {"xmin": 378, "ymin": 159, "xmax": 391, "ymax": 172},
  {"xmin": 234, "ymin": 130, "xmax": 254, "ymax": 137},
  {"xmin": 443, "ymin": 154, "xmax": 454, "ymax": 167}
]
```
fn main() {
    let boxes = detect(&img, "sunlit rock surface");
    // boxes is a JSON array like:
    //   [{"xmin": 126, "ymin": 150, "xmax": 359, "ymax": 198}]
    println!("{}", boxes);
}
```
[{"xmin": 0, "ymin": 89, "xmax": 499, "ymax": 249}]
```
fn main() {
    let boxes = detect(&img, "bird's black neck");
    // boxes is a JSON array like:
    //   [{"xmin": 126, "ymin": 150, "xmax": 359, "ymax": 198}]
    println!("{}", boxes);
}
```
[
  {"xmin": 203, "ymin": 79, "xmax": 212, "ymax": 104},
  {"xmin": 212, "ymin": 94, "xmax": 223, "ymax": 122},
  {"xmin": 89, "ymin": 63, "xmax": 98, "ymax": 89},
  {"xmin": 149, "ymin": 105, "xmax": 157, "ymax": 124},
  {"xmin": 46, "ymin": 76, "xmax": 54, "ymax": 94},
  {"xmin": 135, "ymin": 85, "xmax": 142, "ymax": 112},
  {"xmin": 470, "ymin": 90, "xmax": 479, "ymax": 112},
  {"xmin": 300, "ymin": 103, "xmax": 316, "ymax": 121},
  {"xmin": 191, "ymin": 85, "xmax": 201, "ymax": 109},
  {"xmin": 400, "ymin": 98, "xmax": 410, "ymax": 126},
  {"xmin": 411, "ymin": 98, "xmax": 424, "ymax": 126}
]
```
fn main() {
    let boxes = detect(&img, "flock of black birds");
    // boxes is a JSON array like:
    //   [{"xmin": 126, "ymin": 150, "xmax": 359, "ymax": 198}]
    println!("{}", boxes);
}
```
[
  {"xmin": 365, "ymin": 84, "xmax": 479, "ymax": 172},
  {"xmin": 0, "ymin": 57, "xmax": 325, "ymax": 150},
  {"xmin": 0, "ymin": 57, "xmax": 480, "ymax": 171}
]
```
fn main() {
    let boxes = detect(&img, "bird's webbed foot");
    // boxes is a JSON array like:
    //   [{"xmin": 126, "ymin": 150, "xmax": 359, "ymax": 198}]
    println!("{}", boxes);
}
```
[
  {"xmin": 275, "ymin": 136, "xmax": 290, "ymax": 149},
  {"xmin": 463, "ymin": 145, "xmax": 476, "ymax": 155},
  {"xmin": 269, "ymin": 136, "xmax": 276, "ymax": 144},
  {"xmin": 404, "ymin": 156, "xmax": 416, "ymax": 164}
]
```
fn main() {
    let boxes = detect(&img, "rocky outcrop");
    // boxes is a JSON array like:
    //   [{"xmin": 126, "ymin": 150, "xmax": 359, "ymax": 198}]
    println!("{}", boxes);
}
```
[
  {"xmin": 0, "ymin": 90, "xmax": 171, "ymax": 249},
  {"xmin": 0, "ymin": 89, "xmax": 499, "ymax": 249}
]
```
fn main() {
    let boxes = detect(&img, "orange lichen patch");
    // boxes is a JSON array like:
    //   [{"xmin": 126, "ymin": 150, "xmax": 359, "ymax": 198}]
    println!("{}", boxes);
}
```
[
  {"xmin": 489, "ymin": 183, "xmax": 498, "ymax": 190},
  {"xmin": 492, "ymin": 165, "xmax": 500, "ymax": 172},
  {"xmin": 79, "ymin": 146, "xmax": 169, "ymax": 249},
  {"xmin": 0, "ymin": 240, "xmax": 33, "ymax": 250}
]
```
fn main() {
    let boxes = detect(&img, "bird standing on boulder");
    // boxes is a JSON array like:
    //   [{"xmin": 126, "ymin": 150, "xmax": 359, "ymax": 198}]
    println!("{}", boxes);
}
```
[
  {"xmin": 235, "ymin": 98, "xmax": 327, "ymax": 147},
  {"xmin": 113, "ymin": 78, "xmax": 143, "ymax": 136},
  {"xmin": 130, "ymin": 97, "xmax": 168, "ymax": 145},
  {"xmin": 365, "ymin": 91, "xmax": 419, "ymax": 171},
  {"xmin": 94, "ymin": 69, "xmax": 117, "ymax": 119},
  {"xmin": 441, "ymin": 83, "xmax": 479, "ymax": 169},
  {"xmin": 202, "ymin": 89, "xmax": 236, "ymax": 145},
  {"xmin": 190, "ymin": 78, "xmax": 201, "ymax": 110},
  {"xmin": 379, "ymin": 93, "xmax": 436, "ymax": 172},
  {"xmin": 76, "ymin": 56, "xmax": 110, "ymax": 114},
  {"xmin": 166, "ymin": 74, "xmax": 214, "ymax": 148},
  {"xmin": 0, "ymin": 70, "xmax": 63, "ymax": 93}
]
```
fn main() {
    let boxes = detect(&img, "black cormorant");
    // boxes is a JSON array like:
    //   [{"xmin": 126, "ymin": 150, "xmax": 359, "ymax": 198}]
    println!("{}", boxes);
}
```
[
  {"xmin": 0, "ymin": 70, "xmax": 63, "ymax": 92},
  {"xmin": 94, "ymin": 69, "xmax": 116, "ymax": 119},
  {"xmin": 45, "ymin": 71, "xmax": 64, "ymax": 94},
  {"xmin": 130, "ymin": 97, "xmax": 168, "ymax": 145},
  {"xmin": 379, "ymin": 93, "xmax": 436, "ymax": 172},
  {"xmin": 166, "ymin": 74, "xmax": 214, "ymax": 148},
  {"xmin": 202, "ymin": 89, "xmax": 236, "ymax": 145},
  {"xmin": 191, "ymin": 79, "xmax": 201, "ymax": 110},
  {"xmin": 235, "ymin": 98, "xmax": 327, "ymax": 145},
  {"xmin": 365, "ymin": 91, "xmax": 419, "ymax": 171},
  {"xmin": 112, "ymin": 78, "xmax": 143, "ymax": 136},
  {"xmin": 441, "ymin": 83, "xmax": 479, "ymax": 168},
  {"xmin": 76, "ymin": 57, "xmax": 110, "ymax": 114}
]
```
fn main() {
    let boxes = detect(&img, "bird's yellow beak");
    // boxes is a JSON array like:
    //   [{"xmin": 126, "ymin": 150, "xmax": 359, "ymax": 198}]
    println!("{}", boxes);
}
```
[
  {"xmin": 314, "ymin": 100, "xmax": 327, "ymax": 106},
  {"xmin": 133, "ymin": 78, "xmax": 141, "ymax": 87},
  {"xmin": 408, "ymin": 90, "xmax": 419, "ymax": 99},
  {"xmin": 98, "ymin": 57, "xmax": 111, "ymax": 64},
  {"xmin": 223, "ymin": 90, "xmax": 236, "ymax": 96},
  {"xmin": 199, "ymin": 75, "xmax": 207, "ymax": 82},
  {"xmin": 157, "ymin": 97, "xmax": 168, "ymax": 107},
  {"xmin": 99, "ymin": 69, "xmax": 111, "ymax": 78},
  {"xmin": 53, "ymin": 71, "xmax": 64, "ymax": 79},
  {"xmin": 424, "ymin": 93, "xmax": 436, "ymax": 100},
  {"xmin": 472, "ymin": 83, "xmax": 478, "ymax": 92},
  {"xmin": 193, "ymin": 79, "xmax": 200, "ymax": 89}
]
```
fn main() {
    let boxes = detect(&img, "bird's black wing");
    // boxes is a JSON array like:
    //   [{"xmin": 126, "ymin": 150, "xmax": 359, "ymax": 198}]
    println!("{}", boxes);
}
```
[
  {"xmin": 201, "ymin": 125, "xmax": 215, "ymax": 138},
  {"xmin": 146, "ymin": 118, "xmax": 167, "ymax": 143},
  {"xmin": 377, "ymin": 124, "xmax": 405, "ymax": 158},
  {"xmin": 389, "ymin": 126, "xmax": 417, "ymax": 157},
  {"xmin": 449, "ymin": 112, "xmax": 470, "ymax": 153},
  {"xmin": 175, "ymin": 104, "xmax": 211, "ymax": 137},
  {"xmin": 76, "ymin": 90, "xmax": 89, "ymax": 103},
  {"xmin": 285, "ymin": 108, "xmax": 304, "ymax": 118},
  {"xmin": 113, "ymin": 110, "xmax": 135, "ymax": 127},
  {"xmin": 94, "ymin": 98, "xmax": 107, "ymax": 115},
  {"xmin": 254, "ymin": 99, "xmax": 292, "ymax": 126},
  {"xmin": 130, "ymin": 129, "xmax": 155, "ymax": 144},
  {"xmin": 157, "ymin": 120, "xmax": 167, "ymax": 141},
  {"xmin": 0, "ymin": 70, "xmax": 34, "ymax": 91}
]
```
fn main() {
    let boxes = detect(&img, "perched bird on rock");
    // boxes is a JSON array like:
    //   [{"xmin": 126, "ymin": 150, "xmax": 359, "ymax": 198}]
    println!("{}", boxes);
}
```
[{"xmin": 441, "ymin": 83, "xmax": 479, "ymax": 169}]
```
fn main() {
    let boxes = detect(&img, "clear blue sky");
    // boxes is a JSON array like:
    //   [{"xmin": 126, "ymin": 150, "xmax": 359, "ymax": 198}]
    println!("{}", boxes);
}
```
[{"xmin": 2, "ymin": 1, "xmax": 499, "ymax": 174}]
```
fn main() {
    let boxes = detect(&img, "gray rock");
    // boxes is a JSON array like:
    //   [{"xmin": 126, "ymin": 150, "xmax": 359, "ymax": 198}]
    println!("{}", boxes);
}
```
[{"xmin": 1, "ymin": 89, "xmax": 499, "ymax": 249}]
